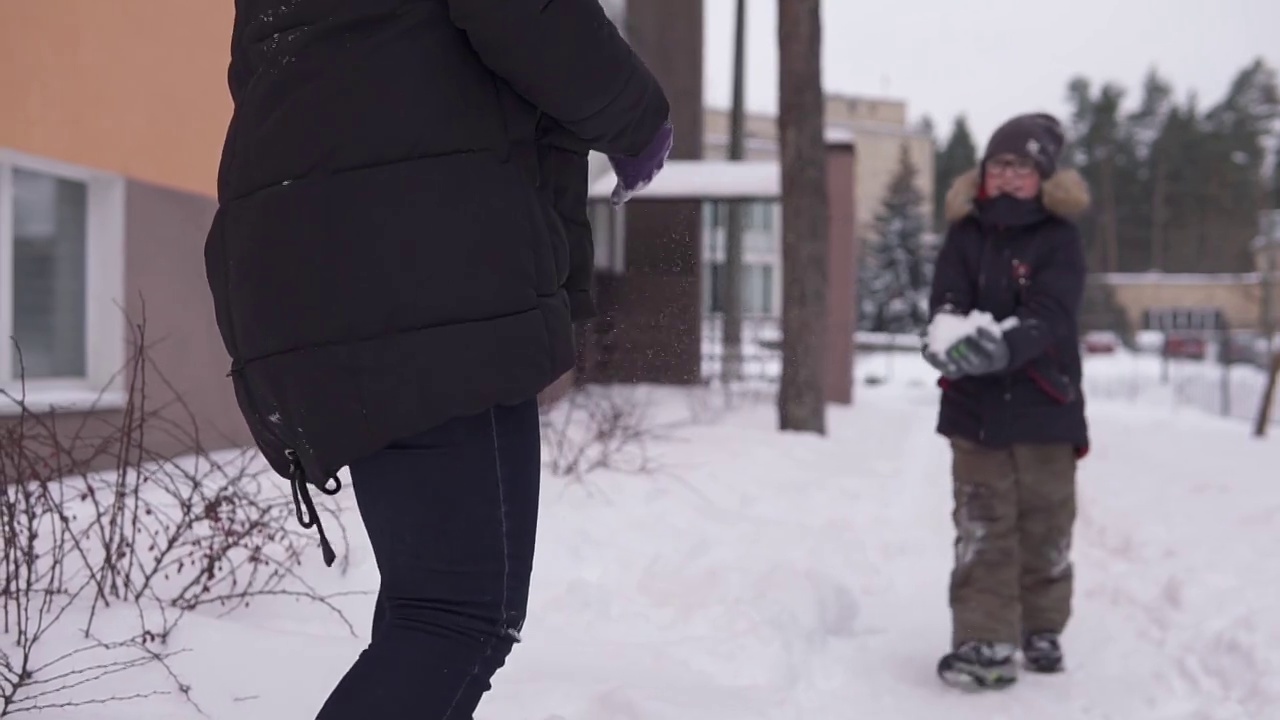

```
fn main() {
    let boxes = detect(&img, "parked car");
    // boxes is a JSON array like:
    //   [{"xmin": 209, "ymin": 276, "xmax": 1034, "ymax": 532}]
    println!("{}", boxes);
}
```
[
  {"xmin": 1133, "ymin": 330, "xmax": 1165, "ymax": 354},
  {"xmin": 1082, "ymin": 330, "xmax": 1121, "ymax": 354},
  {"xmin": 1163, "ymin": 334, "xmax": 1207, "ymax": 360},
  {"xmin": 1223, "ymin": 331, "xmax": 1265, "ymax": 366}
]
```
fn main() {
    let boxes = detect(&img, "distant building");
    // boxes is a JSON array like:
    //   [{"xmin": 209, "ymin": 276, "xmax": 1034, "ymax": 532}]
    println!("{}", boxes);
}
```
[
  {"xmin": 704, "ymin": 94, "xmax": 936, "ymax": 236},
  {"xmin": 583, "ymin": 146, "xmax": 860, "ymax": 403},
  {"xmin": 1094, "ymin": 272, "xmax": 1270, "ymax": 333},
  {"xmin": 693, "ymin": 94, "xmax": 934, "ymax": 324},
  {"xmin": 0, "ymin": 2, "xmax": 250, "ymax": 458},
  {"xmin": 1094, "ymin": 211, "xmax": 1280, "ymax": 338}
]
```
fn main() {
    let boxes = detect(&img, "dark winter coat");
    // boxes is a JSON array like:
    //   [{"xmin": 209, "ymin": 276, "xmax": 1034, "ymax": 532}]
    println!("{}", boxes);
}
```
[
  {"xmin": 929, "ymin": 168, "xmax": 1092, "ymax": 454},
  {"xmin": 205, "ymin": 1, "xmax": 670, "ymax": 495}
]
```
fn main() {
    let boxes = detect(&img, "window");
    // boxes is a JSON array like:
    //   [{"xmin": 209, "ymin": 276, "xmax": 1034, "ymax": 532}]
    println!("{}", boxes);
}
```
[
  {"xmin": 589, "ymin": 199, "xmax": 626, "ymax": 273},
  {"xmin": 706, "ymin": 201, "xmax": 777, "ymax": 234},
  {"xmin": 704, "ymin": 200, "xmax": 780, "ymax": 259},
  {"xmin": 748, "ymin": 201, "xmax": 775, "ymax": 233},
  {"xmin": 0, "ymin": 149, "xmax": 126, "ymax": 414},
  {"xmin": 707, "ymin": 262, "xmax": 776, "ymax": 317}
]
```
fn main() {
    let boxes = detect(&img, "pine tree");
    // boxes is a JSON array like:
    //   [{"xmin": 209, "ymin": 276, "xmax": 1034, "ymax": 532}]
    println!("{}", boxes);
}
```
[
  {"xmin": 1266, "ymin": 142, "xmax": 1280, "ymax": 210},
  {"xmin": 918, "ymin": 114, "xmax": 936, "ymax": 139},
  {"xmin": 1271, "ymin": 151, "xmax": 1280, "ymax": 210},
  {"xmin": 934, "ymin": 116, "xmax": 978, "ymax": 231},
  {"xmin": 1158, "ymin": 97, "xmax": 1214, "ymax": 272},
  {"xmin": 1128, "ymin": 69, "xmax": 1175, "ymax": 270},
  {"xmin": 1065, "ymin": 77, "xmax": 1135, "ymax": 273},
  {"xmin": 860, "ymin": 143, "xmax": 931, "ymax": 333},
  {"xmin": 1062, "ymin": 59, "xmax": 1280, "ymax": 273},
  {"xmin": 1204, "ymin": 58, "xmax": 1280, "ymax": 268}
]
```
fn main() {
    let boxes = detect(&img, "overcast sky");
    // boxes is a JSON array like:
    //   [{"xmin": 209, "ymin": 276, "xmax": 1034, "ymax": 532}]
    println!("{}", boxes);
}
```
[{"xmin": 703, "ymin": 0, "xmax": 1280, "ymax": 147}]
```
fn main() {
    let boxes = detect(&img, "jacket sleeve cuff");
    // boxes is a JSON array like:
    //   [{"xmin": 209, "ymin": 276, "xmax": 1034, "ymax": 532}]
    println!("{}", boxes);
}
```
[{"xmin": 1001, "ymin": 319, "xmax": 1050, "ymax": 371}]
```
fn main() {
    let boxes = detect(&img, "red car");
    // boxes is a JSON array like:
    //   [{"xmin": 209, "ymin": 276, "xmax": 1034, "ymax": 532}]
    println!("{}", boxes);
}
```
[
  {"xmin": 1081, "ymin": 330, "xmax": 1120, "ymax": 354},
  {"xmin": 1163, "ymin": 334, "xmax": 1207, "ymax": 360}
]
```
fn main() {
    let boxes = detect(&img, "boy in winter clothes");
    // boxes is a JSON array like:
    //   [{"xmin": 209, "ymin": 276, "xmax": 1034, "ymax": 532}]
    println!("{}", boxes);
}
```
[{"xmin": 922, "ymin": 112, "xmax": 1092, "ymax": 690}]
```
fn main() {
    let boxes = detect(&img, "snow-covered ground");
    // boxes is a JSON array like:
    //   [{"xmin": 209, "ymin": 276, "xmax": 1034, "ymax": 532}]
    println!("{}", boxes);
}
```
[{"xmin": 9, "ymin": 351, "xmax": 1280, "ymax": 719}]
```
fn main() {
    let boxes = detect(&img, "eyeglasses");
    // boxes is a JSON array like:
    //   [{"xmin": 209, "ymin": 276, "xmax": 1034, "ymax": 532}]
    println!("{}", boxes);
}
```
[{"xmin": 986, "ymin": 156, "xmax": 1036, "ymax": 177}]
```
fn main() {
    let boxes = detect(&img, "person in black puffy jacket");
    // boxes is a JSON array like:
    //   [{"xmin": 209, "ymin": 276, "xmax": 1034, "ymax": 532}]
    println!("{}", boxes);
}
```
[
  {"xmin": 921, "ymin": 113, "xmax": 1091, "ymax": 691},
  {"xmin": 204, "ymin": 1, "xmax": 671, "ymax": 716}
]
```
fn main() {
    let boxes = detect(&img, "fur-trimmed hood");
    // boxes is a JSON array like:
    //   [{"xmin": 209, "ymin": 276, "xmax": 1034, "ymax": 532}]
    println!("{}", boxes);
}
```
[{"xmin": 944, "ymin": 167, "xmax": 1092, "ymax": 224}]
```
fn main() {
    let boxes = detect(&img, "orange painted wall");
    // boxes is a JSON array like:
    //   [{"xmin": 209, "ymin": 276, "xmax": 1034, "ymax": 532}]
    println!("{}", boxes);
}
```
[{"xmin": 0, "ymin": 1, "xmax": 233, "ymax": 197}]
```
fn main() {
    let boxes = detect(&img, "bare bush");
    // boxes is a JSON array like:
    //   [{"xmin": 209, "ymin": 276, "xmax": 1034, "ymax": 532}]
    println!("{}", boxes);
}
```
[
  {"xmin": 540, "ymin": 385, "xmax": 665, "ymax": 481},
  {"xmin": 683, "ymin": 378, "xmax": 777, "ymax": 426},
  {"xmin": 1, "ymin": 316, "xmax": 353, "ymax": 716}
]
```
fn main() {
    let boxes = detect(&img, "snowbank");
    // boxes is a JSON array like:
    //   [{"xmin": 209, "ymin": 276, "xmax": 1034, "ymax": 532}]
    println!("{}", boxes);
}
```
[{"xmin": 1082, "ymin": 350, "xmax": 1279, "ymax": 426}]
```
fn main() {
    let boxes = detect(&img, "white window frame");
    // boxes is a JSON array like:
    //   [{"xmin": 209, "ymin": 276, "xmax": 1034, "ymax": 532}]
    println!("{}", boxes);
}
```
[
  {"xmin": 590, "ymin": 200, "xmax": 627, "ymax": 274},
  {"xmin": 701, "ymin": 200, "xmax": 784, "ymax": 319},
  {"xmin": 0, "ymin": 148, "xmax": 127, "ymax": 416}
]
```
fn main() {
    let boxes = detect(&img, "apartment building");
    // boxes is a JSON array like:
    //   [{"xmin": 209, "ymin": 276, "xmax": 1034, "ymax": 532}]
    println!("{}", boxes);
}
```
[{"xmin": 0, "ymin": 2, "xmax": 248, "ymax": 457}]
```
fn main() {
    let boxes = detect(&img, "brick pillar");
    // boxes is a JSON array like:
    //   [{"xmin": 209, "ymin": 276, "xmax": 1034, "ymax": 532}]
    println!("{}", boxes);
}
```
[
  {"xmin": 624, "ymin": 0, "xmax": 703, "ymax": 162},
  {"xmin": 582, "ymin": 0, "xmax": 705, "ymax": 386},
  {"xmin": 824, "ymin": 141, "xmax": 858, "ymax": 404}
]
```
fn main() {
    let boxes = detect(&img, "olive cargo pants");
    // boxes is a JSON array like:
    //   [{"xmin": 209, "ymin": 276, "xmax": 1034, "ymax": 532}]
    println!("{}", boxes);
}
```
[{"xmin": 948, "ymin": 438, "xmax": 1078, "ymax": 648}]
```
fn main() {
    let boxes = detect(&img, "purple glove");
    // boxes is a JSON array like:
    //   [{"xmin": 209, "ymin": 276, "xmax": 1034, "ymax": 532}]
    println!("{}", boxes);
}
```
[{"xmin": 609, "ymin": 121, "xmax": 674, "ymax": 206}]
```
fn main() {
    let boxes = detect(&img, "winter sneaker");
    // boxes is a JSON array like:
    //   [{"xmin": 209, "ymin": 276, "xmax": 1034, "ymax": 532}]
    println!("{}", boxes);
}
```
[
  {"xmin": 1022, "ymin": 632, "xmax": 1064, "ymax": 673},
  {"xmin": 937, "ymin": 641, "xmax": 1018, "ymax": 690}
]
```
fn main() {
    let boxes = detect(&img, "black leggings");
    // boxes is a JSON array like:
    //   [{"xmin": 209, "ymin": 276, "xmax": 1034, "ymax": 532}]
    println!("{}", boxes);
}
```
[{"xmin": 317, "ymin": 400, "xmax": 540, "ymax": 719}]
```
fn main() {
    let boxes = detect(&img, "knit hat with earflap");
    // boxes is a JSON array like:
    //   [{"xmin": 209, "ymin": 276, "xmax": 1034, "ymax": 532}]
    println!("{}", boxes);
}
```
[{"xmin": 983, "ymin": 113, "xmax": 1065, "ymax": 178}]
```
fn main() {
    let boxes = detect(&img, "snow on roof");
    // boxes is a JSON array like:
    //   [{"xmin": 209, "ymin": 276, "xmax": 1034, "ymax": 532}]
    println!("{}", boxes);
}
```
[
  {"xmin": 702, "ymin": 127, "xmax": 856, "ymax": 155},
  {"xmin": 587, "ymin": 159, "xmax": 780, "ymax": 201},
  {"xmin": 1094, "ymin": 271, "xmax": 1262, "ymax": 285},
  {"xmin": 823, "ymin": 126, "xmax": 857, "ymax": 145}
]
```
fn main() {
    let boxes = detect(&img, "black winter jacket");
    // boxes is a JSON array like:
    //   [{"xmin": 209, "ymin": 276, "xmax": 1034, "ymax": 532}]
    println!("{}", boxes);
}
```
[
  {"xmin": 929, "ymin": 168, "xmax": 1092, "ymax": 454},
  {"xmin": 204, "ymin": 0, "xmax": 669, "ymax": 531}
]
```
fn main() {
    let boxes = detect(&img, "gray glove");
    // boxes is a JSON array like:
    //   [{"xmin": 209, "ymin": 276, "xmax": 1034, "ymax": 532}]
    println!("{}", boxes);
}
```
[
  {"xmin": 922, "ymin": 342, "xmax": 964, "ymax": 379},
  {"xmin": 943, "ymin": 326, "xmax": 1010, "ymax": 376}
]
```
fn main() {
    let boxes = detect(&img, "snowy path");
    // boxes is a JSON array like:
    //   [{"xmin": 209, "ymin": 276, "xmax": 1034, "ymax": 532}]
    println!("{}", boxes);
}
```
[
  {"xmin": 26, "ymin": 359, "xmax": 1280, "ymax": 719},
  {"xmin": 486, "ymin": 381, "xmax": 1280, "ymax": 720}
]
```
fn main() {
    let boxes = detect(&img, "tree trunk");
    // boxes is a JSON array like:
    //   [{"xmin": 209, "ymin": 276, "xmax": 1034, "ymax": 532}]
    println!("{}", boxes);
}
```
[
  {"xmin": 1099, "ymin": 155, "xmax": 1119, "ymax": 272},
  {"xmin": 722, "ymin": 0, "xmax": 748, "ymax": 382},
  {"xmin": 776, "ymin": 0, "xmax": 829, "ymax": 433},
  {"xmin": 1253, "ymin": 349, "xmax": 1280, "ymax": 438},
  {"xmin": 1149, "ymin": 156, "xmax": 1166, "ymax": 270}
]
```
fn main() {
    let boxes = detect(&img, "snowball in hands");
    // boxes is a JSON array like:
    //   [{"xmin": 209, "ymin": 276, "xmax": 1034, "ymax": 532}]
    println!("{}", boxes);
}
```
[
  {"xmin": 927, "ymin": 311, "xmax": 1012, "ymax": 353},
  {"xmin": 924, "ymin": 311, "xmax": 1018, "ymax": 378}
]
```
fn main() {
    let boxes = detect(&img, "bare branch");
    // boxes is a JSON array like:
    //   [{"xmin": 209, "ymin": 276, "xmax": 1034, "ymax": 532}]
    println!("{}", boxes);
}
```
[{"xmin": 3, "ymin": 312, "xmax": 355, "ymax": 717}]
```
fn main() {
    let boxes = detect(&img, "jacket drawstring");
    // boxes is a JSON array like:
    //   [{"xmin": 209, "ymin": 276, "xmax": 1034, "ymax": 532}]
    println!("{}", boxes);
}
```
[{"xmin": 286, "ymin": 449, "xmax": 341, "ymax": 567}]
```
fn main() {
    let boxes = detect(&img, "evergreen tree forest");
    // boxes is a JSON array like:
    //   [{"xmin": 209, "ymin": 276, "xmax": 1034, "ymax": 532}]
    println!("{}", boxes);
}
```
[{"xmin": 931, "ymin": 59, "xmax": 1280, "ymax": 274}]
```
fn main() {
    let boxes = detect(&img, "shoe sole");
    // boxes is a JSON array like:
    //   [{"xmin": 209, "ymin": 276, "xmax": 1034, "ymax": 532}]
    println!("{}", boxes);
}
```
[
  {"xmin": 1023, "ymin": 659, "xmax": 1064, "ymax": 674},
  {"xmin": 938, "ymin": 665, "xmax": 1017, "ymax": 691}
]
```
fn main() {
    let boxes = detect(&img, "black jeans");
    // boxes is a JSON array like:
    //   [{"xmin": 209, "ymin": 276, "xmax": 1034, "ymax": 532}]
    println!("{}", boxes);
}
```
[{"xmin": 316, "ymin": 400, "xmax": 541, "ymax": 719}]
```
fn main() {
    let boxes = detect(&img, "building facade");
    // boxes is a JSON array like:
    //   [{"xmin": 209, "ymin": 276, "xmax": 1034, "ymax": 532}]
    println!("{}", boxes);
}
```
[
  {"xmin": 576, "ymin": 0, "xmax": 709, "ymax": 386},
  {"xmin": 704, "ymin": 94, "xmax": 936, "ymax": 236},
  {"xmin": 583, "ymin": 142, "xmax": 860, "ymax": 401},
  {"xmin": 0, "ymin": 2, "xmax": 250, "ymax": 458},
  {"xmin": 1091, "ymin": 212, "xmax": 1280, "ymax": 340},
  {"xmin": 700, "ymin": 94, "xmax": 935, "ymax": 322},
  {"xmin": 3, "ymin": 0, "xmax": 712, "ymax": 443}
]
